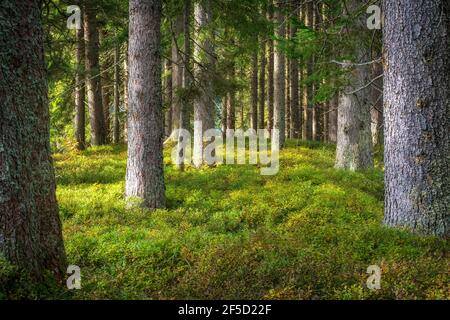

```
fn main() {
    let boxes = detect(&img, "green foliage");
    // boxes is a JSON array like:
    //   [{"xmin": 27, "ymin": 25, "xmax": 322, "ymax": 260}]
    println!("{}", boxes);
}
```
[{"xmin": 6, "ymin": 141, "xmax": 446, "ymax": 300}]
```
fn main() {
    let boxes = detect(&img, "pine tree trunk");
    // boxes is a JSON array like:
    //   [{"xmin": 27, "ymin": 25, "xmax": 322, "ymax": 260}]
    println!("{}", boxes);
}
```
[
  {"xmin": 251, "ymin": 51, "xmax": 258, "ymax": 130},
  {"xmin": 0, "ymin": 0, "xmax": 66, "ymax": 280},
  {"xmin": 302, "ymin": 2, "xmax": 313, "ymax": 140},
  {"xmin": 164, "ymin": 59, "xmax": 173, "ymax": 138},
  {"xmin": 267, "ymin": 7, "xmax": 274, "ymax": 132},
  {"xmin": 100, "ymin": 29, "xmax": 110, "ymax": 143},
  {"xmin": 113, "ymin": 43, "xmax": 120, "ymax": 144},
  {"xmin": 126, "ymin": 0, "xmax": 165, "ymax": 209},
  {"xmin": 181, "ymin": 0, "xmax": 192, "ymax": 131},
  {"xmin": 84, "ymin": 2, "xmax": 106, "ymax": 146},
  {"xmin": 371, "ymin": 60, "xmax": 383, "ymax": 147},
  {"xmin": 193, "ymin": 0, "xmax": 216, "ymax": 167},
  {"xmin": 227, "ymin": 65, "xmax": 236, "ymax": 130},
  {"xmin": 75, "ymin": 23, "xmax": 86, "ymax": 150},
  {"xmin": 335, "ymin": 0, "xmax": 373, "ymax": 170},
  {"xmin": 383, "ymin": 0, "xmax": 449, "ymax": 236},
  {"xmin": 328, "ymin": 94, "xmax": 338, "ymax": 143},
  {"xmin": 273, "ymin": 6, "xmax": 286, "ymax": 148},
  {"xmin": 171, "ymin": 12, "xmax": 184, "ymax": 133},
  {"xmin": 290, "ymin": 16, "xmax": 300, "ymax": 139},
  {"xmin": 286, "ymin": 58, "xmax": 291, "ymax": 138},
  {"xmin": 123, "ymin": 45, "xmax": 129, "ymax": 142},
  {"xmin": 258, "ymin": 40, "xmax": 266, "ymax": 129}
]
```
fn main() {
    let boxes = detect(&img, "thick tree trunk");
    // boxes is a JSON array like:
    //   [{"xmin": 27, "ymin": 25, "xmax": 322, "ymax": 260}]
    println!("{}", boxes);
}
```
[
  {"xmin": 335, "ymin": 0, "xmax": 373, "ymax": 170},
  {"xmin": 193, "ymin": 0, "xmax": 216, "ymax": 167},
  {"xmin": 113, "ymin": 43, "xmax": 120, "ymax": 144},
  {"xmin": 75, "ymin": 24, "xmax": 86, "ymax": 150},
  {"xmin": 273, "ymin": 6, "xmax": 286, "ymax": 148},
  {"xmin": 251, "ymin": 51, "xmax": 258, "ymax": 130},
  {"xmin": 126, "ymin": 0, "xmax": 165, "ymax": 208},
  {"xmin": 0, "ymin": 1, "xmax": 66, "ymax": 280},
  {"xmin": 84, "ymin": 2, "xmax": 106, "ymax": 146},
  {"xmin": 383, "ymin": 0, "xmax": 449, "ymax": 236}
]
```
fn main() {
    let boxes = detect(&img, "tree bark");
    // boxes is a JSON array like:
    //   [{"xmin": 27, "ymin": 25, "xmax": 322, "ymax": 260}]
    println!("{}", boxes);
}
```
[
  {"xmin": 113, "ymin": 43, "xmax": 120, "ymax": 144},
  {"xmin": 328, "ymin": 94, "xmax": 338, "ymax": 143},
  {"xmin": 302, "ymin": 2, "xmax": 313, "ymax": 140},
  {"xmin": 383, "ymin": 0, "xmax": 449, "ymax": 236},
  {"xmin": 267, "ymin": 7, "xmax": 274, "ymax": 132},
  {"xmin": 251, "ymin": 51, "xmax": 258, "ymax": 130},
  {"xmin": 193, "ymin": 0, "xmax": 216, "ymax": 167},
  {"xmin": 125, "ymin": 0, "xmax": 165, "ymax": 208},
  {"xmin": 273, "ymin": 6, "xmax": 286, "ymax": 148},
  {"xmin": 290, "ymin": 14, "xmax": 300, "ymax": 139},
  {"xmin": 75, "ymin": 22, "xmax": 86, "ymax": 150},
  {"xmin": 0, "ymin": 0, "xmax": 66, "ymax": 280},
  {"xmin": 84, "ymin": 2, "xmax": 106, "ymax": 146},
  {"xmin": 171, "ymin": 12, "xmax": 184, "ymax": 132},
  {"xmin": 258, "ymin": 39, "xmax": 266, "ymax": 129},
  {"xmin": 335, "ymin": 0, "xmax": 373, "ymax": 170}
]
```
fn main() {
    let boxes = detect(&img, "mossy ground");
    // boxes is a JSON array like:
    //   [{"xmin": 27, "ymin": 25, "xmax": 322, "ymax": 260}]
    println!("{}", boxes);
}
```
[{"xmin": 2, "ymin": 140, "xmax": 448, "ymax": 299}]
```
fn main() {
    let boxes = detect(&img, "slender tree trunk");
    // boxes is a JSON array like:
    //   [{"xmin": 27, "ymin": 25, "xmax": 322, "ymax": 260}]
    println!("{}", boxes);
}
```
[
  {"xmin": 251, "ymin": 51, "xmax": 258, "ymax": 130},
  {"xmin": 123, "ymin": 45, "xmax": 129, "ymax": 142},
  {"xmin": 290, "ymin": 12, "xmax": 300, "ymax": 139},
  {"xmin": 258, "ymin": 39, "xmax": 266, "ymax": 129},
  {"xmin": 371, "ymin": 59, "xmax": 383, "ymax": 147},
  {"xmin": 0, "ymin": 0, "xmax": 66, "ymax": 280},
  {"xmin": 113, "ymin": 43, "xmax": 120, "ymax": 144},
  {"xmin": 267, "ymin": 7, "xmax": 274, "ymax": 132},
  {"xmin": 182, "ymin": 0, "xmax": 192, "ymax": 131},
  {"xmin": 286, "ymin": 58, "xmax": 291, "ymax": 138},
  {"xmin": 125, "ymin": 0, "xmax": 165, "ymax": 208},
  {"xmin": 164, "ymin": 59, "xmax": 173, "ymax": 138},
  {"xmin": 383, "ymin": 0, "xmax": 449, "ymax": 236},
  {"xmin": 302, "ymin": 2, "xmax": 313, "ymax": 140},
  {"xmin": 328, "ymin": 94, "xmax": 338, "ymax": 143},
  {"xmin": 311, "ymin": 1, "xmax": 321, "ymax": 141},
  {"xmin": 84, "ymin": 2, "xmax": 106, "ymax": 146},
  {"xmin": 227, "ymin": 65, "xmax": 236, "ymax": 130},
  {"xmin": 193, "ymin": 0, "xmax": 216, "ymax": 167},
  {"xmin": 100, "ymin": 30, "xmax": 110, "ymax": 143},
  {"xmin": 171, "ymin": 12, "xmax": 184, "ymax": 132},
  {"xmin": 273, "ymin": 6, "xmax": 286, "ymax": 147},
  {"xmin": 75, "ymin": 22, "xmax": 86, "ymax": 150}
]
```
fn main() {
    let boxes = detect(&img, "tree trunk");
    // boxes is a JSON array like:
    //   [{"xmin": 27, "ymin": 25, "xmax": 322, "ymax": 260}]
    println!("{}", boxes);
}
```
[
  {"xmin": 371, "ymin": 59, "xmax": 383, "ymax": 147},
  {"xmin": 335, "ymin": 0, "xmax": 373, "ymax": 170},
  {"xmin": 267, "ymin": 7, "xmax": 274, "ymax": 132},
  {"xmin": 84, "ymin": 2, "xmax": 106, "ymax": 146},
  {"xmin": 75, "ymin": 23, "xmax": 86, "ymax": 150},
  {"xmin": 328, "ymin": 94, "xmax": 338, "ymax": 143},
  {"xmin": 273, "ymin": 6, "xmax": 286, "ymax": 148},
  {"xmin": 181, "ymin": 0, "xmax": 192, "ymax": 131},
  {"xmin": 113, "ymin": 43, "xmax": 120, "ymax": 144},
  {"xmin": 193, "ymin": 0, "xmax": 216, "ymax": 167},
  {"xmin": 164, "ymin": 59, "xmax": 173, "ymax": 138},
  {"xmin": 126, "ymin": 0, "xmax": 165, "ymax": 208},
  {"xmin": 383, "ymin": 0, "xmax": 449, "ymax": 236},
  {"xmin": 123, "ymin": 45, "xmax": 129, "ymax": 142},
  {"xmin": 286, "ymin": 57, "xmax": 291, "ymax": 138},
  {"xmin": 302, "ymin": 2, "xmax": 313, "ymax": 140},
  {"xmin": 258, "ymin": 40, "xmax": 266, "ymax": 129},
  {"xmin": 251, "ymin": 51, "xmax": 258, "ymax": 130},
  {"xmin": 100, "ymin": 29, "xmax": 110, "ymax": 143},
  {"xmin": 227, "ymin": 65, "xmax": 236, "ymax": 130},
  {"xmin": 171, "ymin": 12, "xmax": 184, "ymax": 132},
  {"xmin": 0, "ymin": 0, "xmax": 66, "ymax": 280},
  {"xmin": 290, "ymin": 14, "xmax": 300, "ymax": 139}
]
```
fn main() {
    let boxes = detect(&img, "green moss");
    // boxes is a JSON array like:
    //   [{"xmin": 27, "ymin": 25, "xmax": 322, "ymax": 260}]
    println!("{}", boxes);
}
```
[{"xmin": 6, "ymin": 140, "xmax": 448, "ymax": 300}]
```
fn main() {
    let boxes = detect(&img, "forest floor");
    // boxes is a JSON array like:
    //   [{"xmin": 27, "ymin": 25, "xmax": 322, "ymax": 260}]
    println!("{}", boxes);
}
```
[{"xmin": 2, "ymin": 140, "xmax": 448, "ymax": 299}]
